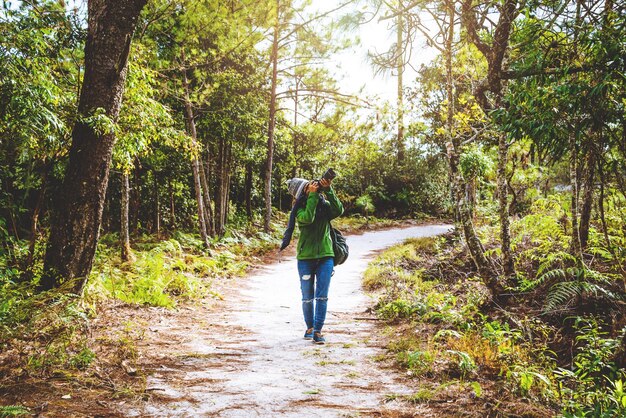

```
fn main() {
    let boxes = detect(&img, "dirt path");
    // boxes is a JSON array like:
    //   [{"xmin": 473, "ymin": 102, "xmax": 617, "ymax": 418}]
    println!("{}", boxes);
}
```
[{"xmin": 125, "ymin": 224, "xmax": 452, "ymax": 417}]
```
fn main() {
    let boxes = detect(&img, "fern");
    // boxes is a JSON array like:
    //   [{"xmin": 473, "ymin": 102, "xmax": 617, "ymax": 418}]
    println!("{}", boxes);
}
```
[
  {"xmin": 543, "ymin": 281, "xmax": 620, "ymax": 314},
  {"xmin": 536, "ymin": 251, "xmax": 577, "ymax": 277},
  {"xmin": 524, "ymin": 252, "xmax": 616, "ymax": 292}
]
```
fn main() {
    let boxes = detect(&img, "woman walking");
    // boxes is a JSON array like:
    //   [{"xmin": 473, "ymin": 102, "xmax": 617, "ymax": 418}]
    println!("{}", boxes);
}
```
[{"xmin": 283, "ymin": 176, "xmax": 343, "ymax": 344}]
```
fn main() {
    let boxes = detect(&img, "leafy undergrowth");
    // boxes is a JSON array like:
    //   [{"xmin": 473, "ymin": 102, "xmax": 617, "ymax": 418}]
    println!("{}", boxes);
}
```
[{"xmin": 366, "ymin": 200, "xmax": 626, "ymax": 417}]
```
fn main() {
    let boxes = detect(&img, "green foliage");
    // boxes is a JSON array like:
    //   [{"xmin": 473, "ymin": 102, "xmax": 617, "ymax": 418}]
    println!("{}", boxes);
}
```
[
  {"xmin": 508, "ymin": 366, "xmax": 552, "ymax": 397},
  {"xmin": 555, "ymin": 319, "xmax": 626, "ymax": 417},
  {"xmin": 0, "ymin": 282, "xmax": 93, "ymax": 375},
  {"xmin": 0, "ymin": 406, "xmax": 30, "ymax": 417},
  {"xmin": 398, "ymin": 350, "xmax": 435, "ymax": 376},
  {"xmin": 544, "ymin": 280, "xmax": 619, "ymax": 314},
  {"xmin": 446, "ymin": 350, "xmax": 478, "ymax": 378},
  {"xmin": 355, "ymin": 194, "xmax": 375, "ymax": 216},
  {"xmin": 88, "ymin": 238, "xmax": 210, "ymax": 308},
  {"xmin": 459, "ymin": 145, "xmax": 493, "ymax": 180},
  {"xmin": 80, "ymin": 108, "xmax": 116, "ymax": 136}
]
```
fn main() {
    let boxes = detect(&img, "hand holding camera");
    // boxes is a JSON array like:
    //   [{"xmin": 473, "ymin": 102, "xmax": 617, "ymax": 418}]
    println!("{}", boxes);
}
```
[{"xmin": 316, "ymin": 168, "xmax": 336, "ymax": 191}]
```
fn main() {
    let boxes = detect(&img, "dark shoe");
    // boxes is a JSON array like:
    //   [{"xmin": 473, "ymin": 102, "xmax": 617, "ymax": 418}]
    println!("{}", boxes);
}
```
[
  {"xmin": 313, "ymin": 332, "xmax": 325, "ymax": 344},
  {"xmin": 304, "ymin": 328, "xmax": 314, "ymax": 340}
]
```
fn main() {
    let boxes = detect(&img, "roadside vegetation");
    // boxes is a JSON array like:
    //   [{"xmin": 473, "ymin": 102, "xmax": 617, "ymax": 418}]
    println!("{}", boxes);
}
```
[{"xmin": 365, "ymin": 193, "xmax": 626, "ymax": 417}]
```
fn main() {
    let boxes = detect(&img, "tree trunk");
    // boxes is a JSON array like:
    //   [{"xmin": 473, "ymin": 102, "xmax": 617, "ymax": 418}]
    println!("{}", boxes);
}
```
[
  {"xmin": 569, "ymin": 132, "xmax": 581, "ymax": 255},
  {"xmin": 597, "ymin": 164, "xmax": 612, "ymax": 254},
  {"xmin": 199, "ymin": 159, "xmax": 215, "ymax": 236},
  {"xmin": 40, "ymin": 0, "xmax": 147, "ymax": 292},
  {"xmin": 120, "ymin": 172, "xmax": 133, "ymax": 262},
  {"xmin": 169, "ymin": 178, "xmax": 176, "ymax": 229},
  {"xmin": 497, "ymin": 133, "xmax": 514, "ymax": 276},
  {"xmin": 444, "ymin": 0, "xmax": 493, "ymax": 281},
  {"xmin": 26, "ymin": 167, "xmax": 48, "ymax": 269},
  {"xmin": 292, "ymin": 76, "xmax": 299, "ymax": 179},
  {"xmin": 102, "ymin": 182, "xmax": 111, "ymax": 234},
  {"xmin": 396, "ymin": 2, "xmax": 404, "ymax": 162},
  {"xmin": 579, "ymin": 144, "xmax": 595, "ymax": 249},
  {"xmin": 130, "ymin": 162, "xmax": 141, "ymax": 233},
  {"xmin": 215, "ymin": 136, "xmax": 226, "ymax": 236},
  {"xmin": 182, "ymin": 64, "xmax": 210, "ymax": 248},
  {"xmin": 224, "ymin": 141, "xmax": 232, "ymax": 226},
  {"xmin": 245, "ymin": 162, "xmax": 253, "ymax": 220},
  {"xmin": 264, "ymin": 0, "xmax": 280, "ymax": 233},
  {"xmin": 153, "ymin": 170, "xmax": 160, "ymax": 239}
]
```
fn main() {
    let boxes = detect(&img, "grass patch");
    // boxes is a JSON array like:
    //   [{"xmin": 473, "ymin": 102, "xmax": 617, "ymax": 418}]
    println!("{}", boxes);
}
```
[{"xmin": 0, "ymin": 406, "xmax": 30, "ymax": 417}]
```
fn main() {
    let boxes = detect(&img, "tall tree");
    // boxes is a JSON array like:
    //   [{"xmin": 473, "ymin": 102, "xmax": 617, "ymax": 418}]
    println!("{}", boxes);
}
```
[
  {"xmin": 264, "ymin": 0, "xmax": 281, "ymax": 233},
  {"xmin": 385, "ymin": 0, "xmax": 494, "ymax": 277},
  {"xmin": 461, "ymin": 0, "xmax": 519, "ymax": 277},
  {"xmin": 40, "ymin": 0, "xmax": 148, "ymax": 292}
]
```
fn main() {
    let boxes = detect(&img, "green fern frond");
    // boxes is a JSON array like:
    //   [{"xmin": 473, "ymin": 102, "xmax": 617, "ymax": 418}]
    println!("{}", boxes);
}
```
[
  {"xmin": 543, "ymin": 281, "xmax": 621, "ymax": 314},
  {"xmin": 536, "ymin": 251, "xmax": 578, "ymax": 277},
  {"xmin": 522, "ymin": 268, "xmax": 566, "ymax": 291},
  {"xmin": 544, "ymin": 281, "xmax": 583, "ymax": 313}
]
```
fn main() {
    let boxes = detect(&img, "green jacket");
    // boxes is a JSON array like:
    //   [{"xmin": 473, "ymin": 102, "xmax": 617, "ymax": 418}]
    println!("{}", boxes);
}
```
[{"xmin": 296, "ymin": 187, "xmax": 344, "ymax": 260}]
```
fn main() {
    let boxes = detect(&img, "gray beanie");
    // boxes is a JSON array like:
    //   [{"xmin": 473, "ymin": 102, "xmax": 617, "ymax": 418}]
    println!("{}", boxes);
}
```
[{"xmin": 287, "ymin": 178, "xmax": 309, "ymax": 199}]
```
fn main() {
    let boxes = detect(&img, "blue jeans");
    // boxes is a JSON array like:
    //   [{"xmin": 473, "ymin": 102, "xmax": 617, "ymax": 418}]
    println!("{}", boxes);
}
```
[{"xmin": 297, "ymin": 257, "xmax": 333, "ymax": 332}]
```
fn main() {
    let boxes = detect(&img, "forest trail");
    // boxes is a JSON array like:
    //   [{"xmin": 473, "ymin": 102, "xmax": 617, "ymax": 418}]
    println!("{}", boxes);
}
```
[{"xmin": 125, "ymin": 224, "xmax": 452, "ymax": 417}]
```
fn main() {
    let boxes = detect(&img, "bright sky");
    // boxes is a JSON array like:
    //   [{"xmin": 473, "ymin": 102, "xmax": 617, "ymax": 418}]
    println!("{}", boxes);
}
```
[{"xmin": 313, "ymin": 0, "xmax": 438, "ymax": 104}]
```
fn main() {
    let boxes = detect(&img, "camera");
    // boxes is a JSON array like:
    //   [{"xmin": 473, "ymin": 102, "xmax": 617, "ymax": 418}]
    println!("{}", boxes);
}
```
[
  {"xmin": 321, "ymin": 168, "xmax": 337, "ymax": 181},
  {"xmin": 313, "ymin": 168, "xmax": 336, "ymax": 191}
]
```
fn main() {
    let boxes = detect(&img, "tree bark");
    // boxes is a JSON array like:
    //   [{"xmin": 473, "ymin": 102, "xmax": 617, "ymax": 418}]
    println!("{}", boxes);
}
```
[
  {"xmin": 153, "ymin": 170, "xmax": 160, "ymax": 239},
  {"xmin": 199, "ymin": 159, "xmax": 215, "ymax": 236},
  {"xmin": 224, "ymin": 141, "xmax": 232, "ymax": 225},
  {"xmin": 264, "ymin": 0, "xmax": 280, "ymax": 233},
  {"xmin": 168, "ymin": 178, "xmax": 176, "ymax": 229},
  {"xmin": 245, "ymin": 162, "xmax": 253, "ymax": 220},
  {"xmin": 120, "ymin": 172, "xmax": 133, "ymax": 262},
  {"xmin": 396, "ymin": 2, "xmax": 404, "ymax": 162},
  {"xmin": 462, "ymin": 0, "xmax": 517, "ymax": 278},
  {"xmin": 569, "ymin": 132, "xmax": 581, "ymax": 255},
  {"xmin": 497, "ymin": 134, "xmax": 514, "ymax": 276},
  {"xmin": 130, "ymin": 162, "xmax": 141, "ymax": 233},
  {"xmin": 597, "ymin": 164, "xmax": 611, "ymax": 249},
  {"xmin": 444, "ymin": 0, "xmax": 493, "ymax": 279},
  {"xmin": 40, "ymin": 0, "xmax": 147, "ymax": 292},
  {"xmin": 182, "ymin": 64, "xmax": 210, "ymax": 248},
  {"xmin": 579, "ymin": 144, "xmax": 595, "ymax": 249},
  {"xmin": 215, "ymin": 136, "xmax": 226, "ymax": 236}
]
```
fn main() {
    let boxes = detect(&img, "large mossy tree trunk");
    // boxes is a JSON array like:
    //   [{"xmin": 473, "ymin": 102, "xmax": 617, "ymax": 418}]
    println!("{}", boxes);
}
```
[{"xmin": 40, "ymin": 0, "xmax": 148, "ymax": 292}]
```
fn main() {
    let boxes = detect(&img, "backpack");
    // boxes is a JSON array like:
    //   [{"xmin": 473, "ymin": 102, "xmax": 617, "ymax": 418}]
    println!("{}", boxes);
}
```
[{"xmin": 330, "ymin": 225, "xmax": 349, "ymax": 266}]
